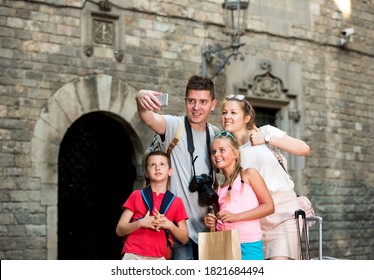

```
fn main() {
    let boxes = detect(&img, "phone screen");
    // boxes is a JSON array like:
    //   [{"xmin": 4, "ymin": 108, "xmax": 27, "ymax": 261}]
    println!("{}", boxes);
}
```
[{"xmin": 156, "ymin": 94, "xmax": 168, "ymax": 107}]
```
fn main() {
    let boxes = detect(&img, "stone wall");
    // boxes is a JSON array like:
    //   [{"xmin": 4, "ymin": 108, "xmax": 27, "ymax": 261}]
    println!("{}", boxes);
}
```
[{"xmin": 0, "ymin": 0, "xmax": 373, "ymax": 259}]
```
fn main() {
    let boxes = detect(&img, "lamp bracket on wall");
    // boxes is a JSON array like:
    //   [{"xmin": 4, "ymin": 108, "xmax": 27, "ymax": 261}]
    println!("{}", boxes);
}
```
[
  {"xmin": 201, "ymin": 0, "xmax": 249, "ymax": 79},
  {"xmin": 202, "ymin": 41, "xmax": 245, "ymax": 79}
]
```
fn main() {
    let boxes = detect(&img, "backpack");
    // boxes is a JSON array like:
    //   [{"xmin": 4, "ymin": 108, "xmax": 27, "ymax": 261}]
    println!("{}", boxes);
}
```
[
  {"xmin": 143, "ymin": 118, "xmax": 184, "ymax": 158},
  {"xmin": 141, "ymin": 186, "xmax": 176, "ymax": 260}
]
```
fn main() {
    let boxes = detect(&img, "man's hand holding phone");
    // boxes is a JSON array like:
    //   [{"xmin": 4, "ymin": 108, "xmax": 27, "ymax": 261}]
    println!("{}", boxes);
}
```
[
  {"xmin": 155, "ymin": 94, "xmax": 168, "ymax": 107},
  {"xmin": 136, "ymin": 90, "xmax": 169, "ymax": 111}
]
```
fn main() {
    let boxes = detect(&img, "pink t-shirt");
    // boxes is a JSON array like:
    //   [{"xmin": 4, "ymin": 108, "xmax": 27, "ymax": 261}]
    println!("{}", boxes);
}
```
[{"xmin": 216, "ymin": 176, "xmax": 262, "ymax": 243}]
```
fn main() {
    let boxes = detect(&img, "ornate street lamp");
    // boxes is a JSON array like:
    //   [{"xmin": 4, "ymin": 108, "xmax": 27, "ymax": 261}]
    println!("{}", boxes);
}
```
[{"xmin": 201, "ymin": 0, "xmax": 249, "ymax": 79}]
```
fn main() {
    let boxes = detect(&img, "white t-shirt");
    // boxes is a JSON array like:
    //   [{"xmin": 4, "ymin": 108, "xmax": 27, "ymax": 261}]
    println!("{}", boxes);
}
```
[{"xmin": 240, "ymin": 125, "xmax": 295, "ymax": 192}]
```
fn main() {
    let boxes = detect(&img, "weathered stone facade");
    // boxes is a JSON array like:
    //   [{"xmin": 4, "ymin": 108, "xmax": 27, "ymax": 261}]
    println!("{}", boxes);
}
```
[{"xmin": 0, "ymin": 0, "xmax": 373, "ymax": 259}]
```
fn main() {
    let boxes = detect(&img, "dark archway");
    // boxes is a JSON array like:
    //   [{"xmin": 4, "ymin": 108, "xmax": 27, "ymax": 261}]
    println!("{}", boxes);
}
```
[{"xmin": 58, "ymin": 112, "xmax": 135, "ymax": 259}]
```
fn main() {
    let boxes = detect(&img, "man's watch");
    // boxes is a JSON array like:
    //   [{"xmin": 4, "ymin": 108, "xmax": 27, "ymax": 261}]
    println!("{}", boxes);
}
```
[{"xmin": 264, "ymin": 134, "xmax": 271, "ymax": 144}]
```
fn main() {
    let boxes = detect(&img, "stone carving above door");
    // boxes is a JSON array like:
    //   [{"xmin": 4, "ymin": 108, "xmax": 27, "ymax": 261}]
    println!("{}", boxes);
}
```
[
  {"xmin": 225, "ymin": 56, "xmax": 302, "ymax": 108},
  {"xmin": 82, "ymin": 1, "xmax": 124, "ymax": 62},
  {"xmin": 253, "ymin": 72, "xmax": 283, "ymax": 98},
  {"xmin": 247, "ymin": 60, "xmax": 298, "ymax": 103}
]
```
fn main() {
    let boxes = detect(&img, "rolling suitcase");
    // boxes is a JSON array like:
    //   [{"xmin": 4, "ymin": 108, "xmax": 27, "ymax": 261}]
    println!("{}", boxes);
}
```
[{"xmin": 295, "ymin": 209, "xmax": 323, "ymax": 260}]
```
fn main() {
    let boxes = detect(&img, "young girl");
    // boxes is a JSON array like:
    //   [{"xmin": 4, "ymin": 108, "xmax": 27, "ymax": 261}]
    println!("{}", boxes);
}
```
[
  {"xmin": 116, "ymin": 151, "xmax": 189, "ymax": 260},
  {"xmin": 204, "ymin": 131, "xmax": 274, "ymax": 260},
  {"xmin": 221, "ymin": 95, "xmax": 310, "ymax": 260}
]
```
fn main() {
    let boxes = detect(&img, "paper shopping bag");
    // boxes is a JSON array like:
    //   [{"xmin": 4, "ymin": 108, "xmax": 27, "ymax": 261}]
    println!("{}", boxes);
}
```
[{"xmin": 198, "ymin": 229, "xmax": 242, "ymax": 260}]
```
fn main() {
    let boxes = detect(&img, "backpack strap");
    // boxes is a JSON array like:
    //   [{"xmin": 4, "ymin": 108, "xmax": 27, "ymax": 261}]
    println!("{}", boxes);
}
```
[
  {"xmin": 166, "ymin": 118, "xmax": 183, "ymax": 155},
  {"xmin": 159, "ymin": 190, "xmax": 175, "ymax": 214},
  {"xmin": 141, "ymin": 186, "xmax": 154, "ymax": 213},
  {"xmin": 140, "ymin": 186, "xmax": 176, "ymax": 257},
  {"xmin": 140, "ymin": 185, "xmax": 175, "ymax": 215}
]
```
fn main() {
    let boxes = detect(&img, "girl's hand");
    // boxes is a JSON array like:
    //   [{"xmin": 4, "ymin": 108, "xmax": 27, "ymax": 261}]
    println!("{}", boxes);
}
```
[
  {"xmin": 204, "ymin": 213, "xmax": 217, "ymax": 231},
  {"xmin": 217, "ymin": 209, "xmax": 236, "ymax": 223}
]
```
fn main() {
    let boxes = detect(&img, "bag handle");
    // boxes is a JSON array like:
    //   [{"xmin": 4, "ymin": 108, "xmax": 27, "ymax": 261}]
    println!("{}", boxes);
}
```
[{"xmin": 265, "ymin": 143, "xmax": 293, "ymax": 180}]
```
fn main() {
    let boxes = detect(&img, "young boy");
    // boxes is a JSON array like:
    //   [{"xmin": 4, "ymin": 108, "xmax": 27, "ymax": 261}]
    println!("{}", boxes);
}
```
[{"xmin": 116, "ymin": 151, "xmax": 189, "ymax": 260}]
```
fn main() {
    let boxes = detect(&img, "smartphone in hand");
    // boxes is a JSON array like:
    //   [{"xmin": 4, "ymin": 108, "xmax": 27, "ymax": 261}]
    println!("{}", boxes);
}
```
[{"xmin": 155, "ymin": 94, "xmax": 168, "ymax": 107}]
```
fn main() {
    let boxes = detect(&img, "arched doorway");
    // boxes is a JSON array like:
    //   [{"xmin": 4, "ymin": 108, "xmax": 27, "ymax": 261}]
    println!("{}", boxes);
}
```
[{"xmin": 57, "ymin": 112, "xmax": 135, "ymax": 259}]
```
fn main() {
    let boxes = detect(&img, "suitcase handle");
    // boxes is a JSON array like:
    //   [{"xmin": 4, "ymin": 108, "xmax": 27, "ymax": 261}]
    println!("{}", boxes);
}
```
[
  {"xmin": 295, "ymin": 209, "xmax": 309, "ymax": 260},
  {"xmin": 295, "ymin": 209, "xmax": 306, "ymax": 219}
]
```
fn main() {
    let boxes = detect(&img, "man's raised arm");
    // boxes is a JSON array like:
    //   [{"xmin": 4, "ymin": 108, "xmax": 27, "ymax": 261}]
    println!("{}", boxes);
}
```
[{"xmin": 135, "ymin": 89, "xmax": 167, "ymax": 135}]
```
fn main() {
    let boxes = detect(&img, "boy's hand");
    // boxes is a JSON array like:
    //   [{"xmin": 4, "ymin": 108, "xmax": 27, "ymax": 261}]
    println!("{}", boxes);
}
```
[
  {"xmin": 153, "ymin": 208, "xmax": 173, "ymax": 231},
  {"xmin": 138, "ymin": 211, "xmax": 159, "ymax": 231}
]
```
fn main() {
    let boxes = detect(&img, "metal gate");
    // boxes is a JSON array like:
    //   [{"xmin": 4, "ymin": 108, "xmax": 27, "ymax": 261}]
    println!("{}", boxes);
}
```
[{"xmin": 58, "ymin": 112, "xmax": 135, "ymax": 259}]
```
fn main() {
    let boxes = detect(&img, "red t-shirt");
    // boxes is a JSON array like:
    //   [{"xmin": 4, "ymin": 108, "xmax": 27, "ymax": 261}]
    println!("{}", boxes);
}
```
[{"xmin": 121, "ymin": 190, "xmax": 188, "ymax": 258}]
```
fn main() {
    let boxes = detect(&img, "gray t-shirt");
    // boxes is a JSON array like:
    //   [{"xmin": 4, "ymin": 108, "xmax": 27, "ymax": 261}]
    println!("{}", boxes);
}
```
[{"xmin": 157, "ymin": 115, "xmax": 217, "ymax": 243}]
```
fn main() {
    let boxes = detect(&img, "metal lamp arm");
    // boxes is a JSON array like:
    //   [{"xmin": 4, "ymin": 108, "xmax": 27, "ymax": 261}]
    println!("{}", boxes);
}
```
[{"xmin": 202, "ymin": 42, "xmax": 246, "ymax": 79}]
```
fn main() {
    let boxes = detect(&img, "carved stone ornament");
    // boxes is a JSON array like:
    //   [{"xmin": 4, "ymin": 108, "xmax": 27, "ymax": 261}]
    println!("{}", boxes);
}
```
[
  {"xmin": 93, "ymin": 19, "xmax": 113, "ymax": 46},
  {"xmin": 260, "ymin": 61, "xmax": 271, "ymax": 71},
  {"xmin": 83, "ymin": 1, "xmax": 124, "ymax": 63},
  {"xmin": 99, "ymin": 0, "xmax": 112, "ymax": 12},
  {"xmin": 84, "ymin": 45, "xmax": 94, "ymax": 57},
  {"xmin": 114, "ymin": 50, "xmax": 124, "ymax": 62},
  {"xmin": 253, "ymin": 72, "xmax": 283, "ymax": 98},
  {"xmin": 289, "ymin": 109, "xmax": 301, "ymax": 123}
]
